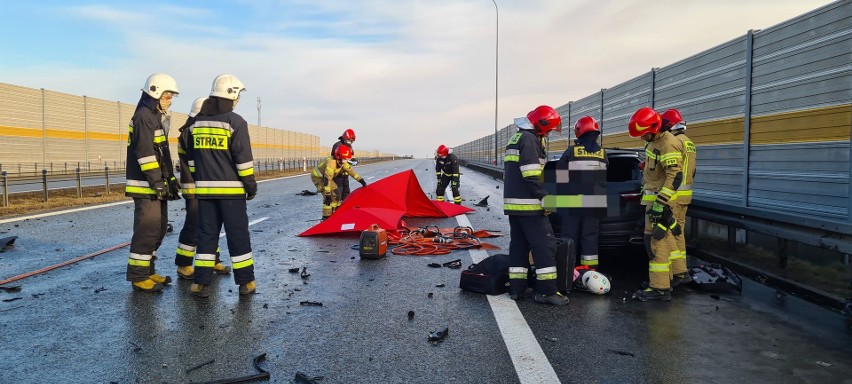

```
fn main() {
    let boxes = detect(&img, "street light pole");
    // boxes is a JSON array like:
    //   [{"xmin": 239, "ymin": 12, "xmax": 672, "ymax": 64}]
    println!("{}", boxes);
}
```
[{"xmin": 490, "ymin": 0, "xmax": 498, "ymax": 166}]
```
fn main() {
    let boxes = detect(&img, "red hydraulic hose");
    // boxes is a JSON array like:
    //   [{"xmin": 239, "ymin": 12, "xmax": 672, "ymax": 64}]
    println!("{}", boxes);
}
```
[{"xmin": 0, "ymin": 241, "xmax": 130, "ymax": 286}]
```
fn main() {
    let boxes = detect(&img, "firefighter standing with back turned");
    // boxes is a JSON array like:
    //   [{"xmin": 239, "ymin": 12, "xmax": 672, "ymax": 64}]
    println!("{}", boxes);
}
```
[
  {"xmin": 331, "ymin": 128, "xmax": 357, "ymax": 201},
  {"xmin": 435, "ymin": 144, "xmax": 462, "ymax": 204},
  {"xmin": 312, "ymin": 144, "xmax": 367, "ymax": 220},
  {"xmin": 555, "ymin": 116, "xmax": 608, "ymax": 270},
  {"xmin": 504, "ymin": 105, "xmax": 570, "ymax": 306},
  {"xmin": 661, "ymin": 108, "xmax": 696, "ymax": 287},
  {"xmin": 186, "ymin": 74, "xmax": 257, "ymax": 298},
  {"xmin": 173, "ymin": 97, "xmax": 230, "ymax": 280},
  {"xmin": 125, "ymin": 73, "xmax": 182, "ymax": 292},
  {"xmin": 628, "ymin": 107, "xmax": 684, "ymax": 301}
]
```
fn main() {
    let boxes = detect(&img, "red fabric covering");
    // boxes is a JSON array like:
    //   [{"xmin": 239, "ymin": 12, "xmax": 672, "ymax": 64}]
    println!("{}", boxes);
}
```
[
  {"xmin": 298, "ymin": 169, "xmax": 473, "ymax": 236},
  {"xmin": 298, "ymin": 207, "xmax": 405, "ymax": 237}
]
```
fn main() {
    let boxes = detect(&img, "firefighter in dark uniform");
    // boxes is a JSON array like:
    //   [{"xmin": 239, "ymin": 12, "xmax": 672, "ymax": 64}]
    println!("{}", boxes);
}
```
[
  {"xmin": 628, "ymin": 107, "xmax": 684, "ymax": 302},
  {"xmin": 330, "ymin": 129, "xmax": 356, "ymax": 201},
  {"xmin": 173, "ymin": 97, "xmax": 230, "ymax": 280},
  {"xmin": 557, "ymin": 116, "xmax": 608, "ymax": 269},
  {"xmin": 185, "ymin": 74, "xmax": 258, "ymax": 298},
  {"xmin": 661, "ymin": 109, "xmax": 696, "ymax": 287},
  {"xmin": 435, "ymin": 144, "xmax": 462, "ymax": 204},
  {"xmin": 125, "ymin": 73, "xmax": 181, "ymax": 292},
  {"xmin": 312, "ymin": 144, "xmax": 367, "ymax": 220},
  {"xmin": 504, "ymin": 105, "xmax": 570, "ymax": 306}
]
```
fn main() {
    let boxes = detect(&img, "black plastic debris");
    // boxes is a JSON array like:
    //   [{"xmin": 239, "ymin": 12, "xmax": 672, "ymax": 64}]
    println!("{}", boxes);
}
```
[
  {"xmin": 294, "ymin": 371, "xmax": 322, "ymax": 384},
  {"xmin": 300, "ymin": 267, "xmax": 311, "ymax": 279},
  {"xmin": 427, "ymin": 292, "xmax": 433, "ymax": 298},
  {"xmin": 300, "ymin": 301, "xmax": 323, "ymax": 306},
  {"xmin": 0, "ymin": 236, "xmax": 18, "ymax": 252},
  {"xmin": 166, "ymin": 224, "xmax": 173, "ymax": 233},
  {"xmin": 2, "ymin": 297, "xmax": 22, "ymax": 302},
  {"xmin": 442, "ymin": 259, "xmax": 462, "ymax": 269},
  {"xmin": 93, "ymin": 287, "xmax": 107, "ymax": 293},
  {"xmin": 435, "ymin": 284, "xmax": 445, "ymax": 288},
  {"xmin": 427, "ymin": 263, "xmax": 441, "ymax": 268},
  {"xmin": 185, "ymin": 359, "xmax": 215, "ymax": 374},
  {"xmin": 296, "ymin": 189, "xmax": 318, "ymax": 196},
  {"xmin": 188, "ymin": 353, "xmax": 269, "ymax": 384},
  {"xmin": 0, "ymin": 285, "xmax": 22, "ymax": 293},
  {"xmin": 688, "ymin": 264, "xmax": 743, "ymax": 293},
  {"xmin": 474, "ymin": 196, "xmax": 489, "ymax": 207},
  {"xmin": 288, "ymin": 267, "xmax": 300, "ymax": 273},
  {"xmin": 608, "ymin": 349, "xmax": 636, "ymax": 357},
  {"xmin": 428, "ymin": 327, "xmax": 449, "ymax": 344},
  {"xmin": 408, "ymin": 311, "xmax": 415, "ymax": 320}
]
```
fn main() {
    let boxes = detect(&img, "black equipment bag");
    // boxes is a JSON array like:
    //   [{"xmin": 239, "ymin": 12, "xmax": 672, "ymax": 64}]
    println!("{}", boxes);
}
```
[
  {"xmin": 459, "ymin": 254, "xmax": 510, "ymax": 295},
  {"xmin": 527, "ymin": 237, "xmax": 576, "ymax": 295},
  {"xmin": 688, "ymin": 263, "xmax": 743, "ymax": 293}
]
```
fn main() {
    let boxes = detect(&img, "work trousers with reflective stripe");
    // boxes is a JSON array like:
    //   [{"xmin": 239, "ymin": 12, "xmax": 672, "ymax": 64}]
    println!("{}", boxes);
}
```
[
  {"xmin": 560, "ymin": 215, "xmax": 599, "ymax": 267},
  {"xmin": 644, "ymin": 208, "xmax": 679, "ymax": 289},
  {"xmin": 436, "ymin": 174, "xmax": 461, "ymax": 204},
  {"xmin": 174, "ymin": 198, "xmax": 221, "ymax": 267},
  {"xmin": 333, "ymin": 174, "xmax": 351, "ymax": 201},
  {"xmin": 195, "ymin": 199, "xmax": 254, "ymax": 285},
  {"xmin": 312, "ymin": 176, "xmax": 339, "ymax": 219},
  {"xmin": 669, "ymin": 202, "xmax": 689, "ymax": 277},
  {"xmin": 507, "ymin": 215, "xmax": 558, "ymax": 295},
  {"xmin": 126, "ymin": 198, "xmax": 168, "ymax": 282}
]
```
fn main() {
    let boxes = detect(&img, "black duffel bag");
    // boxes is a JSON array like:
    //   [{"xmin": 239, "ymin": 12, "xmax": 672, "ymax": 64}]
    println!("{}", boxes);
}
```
[{"xmin": 459, "ymin": 254, "xmax": 510, "ymax": 295}]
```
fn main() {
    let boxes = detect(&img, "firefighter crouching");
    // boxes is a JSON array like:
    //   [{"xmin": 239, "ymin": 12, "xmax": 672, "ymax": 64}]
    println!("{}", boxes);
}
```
[
  {"xmin": 312, "ymin": 144, "xmax": 367, "ymax": 220},
  {"xmin": 628, "ymin": 107, "xmax": 685, "ymax": 302},
  {"xmin": 661, "ymin": 108, "xmax": 696, "ymax": 287},
  {"xmin": 125, "ymin": 73, "xmax": 182, "ymax": 292},
  {"xmin": 504, "ymin": 105, "xmax": 569, "ymax": 306},
  {"xmin": 173, "ymin": 97, "xmax": 230, "ymax": 280},
  {"xmin": 435, "ymin": 144, "xmax": 462, "ymax": 204},
  {"xmin": 185, "ymin": 74, "xmax": 257, "ymax": 298},
  {"xmin": 331, "ymin": 129, "xmax": 357, "ymax": 201}
]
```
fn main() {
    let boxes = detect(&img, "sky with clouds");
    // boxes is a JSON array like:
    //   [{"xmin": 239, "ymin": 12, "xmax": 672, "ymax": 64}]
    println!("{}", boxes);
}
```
[{"xmin": 0, "ymin": 0, "xmax": 835, "ymax": 157}]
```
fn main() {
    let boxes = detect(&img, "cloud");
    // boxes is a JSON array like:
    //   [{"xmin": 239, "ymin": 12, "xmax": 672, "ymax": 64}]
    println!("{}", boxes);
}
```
[{"xmin": 0, "ymin": 0, "xmax": 834, "ymax": 157}]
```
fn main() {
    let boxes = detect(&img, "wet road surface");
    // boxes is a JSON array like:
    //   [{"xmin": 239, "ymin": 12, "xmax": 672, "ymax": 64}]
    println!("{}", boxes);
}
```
[{"xmin": 0, "ymin": 159, "xmax": 850, "ymax": 383}]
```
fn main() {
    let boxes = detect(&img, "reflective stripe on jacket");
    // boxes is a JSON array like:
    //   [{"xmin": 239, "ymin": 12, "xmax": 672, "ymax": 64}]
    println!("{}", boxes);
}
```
[
  {"xmin": 503, "ymin": 129, "xmax": 547, "ymax": 215},
  {"xmin": 186, "ymin": 114, "xmax": 256, "ymax": 199}
]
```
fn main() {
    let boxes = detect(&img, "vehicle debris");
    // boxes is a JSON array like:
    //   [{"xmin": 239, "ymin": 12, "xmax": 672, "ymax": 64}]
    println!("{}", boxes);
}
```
[
  {"xmin": 0, "ymin": 285, "xmax": 22, "ymax": 293},
  {"xmin": 300, "ymin": 267, "xmax": 311, "ymax": 279},
  {"xmin": 289, "ymin": 267, "xmax": 300, "ymax": 273},
  {"xmin": 408, "ymin": 311, "xmax": 415, "ymax": 320},
  {"xmin": 294, "ymin": 371, "xmax": 323, "ymax": 384},
  {"xmin": 0, "ymin": 236, "xmax": 17, "ymax": 252},
  {"xmin": 185, "ymin": 359, "xmax": 215, "ymax": 374},
  {"xmin": 300, "ymin": 301, "xmax": 323, "ymax": 306},
  {"xmin": 188, "ymin": 353, "xmax": 269, "ymax": 384},
  {"xmin": 427, "ymin": 263, "xmax": 441, "ymax": 268},
  {"xmin": 474, "ymin": 196, "xmax": 489, "ymax": 207},
  {"xmin": 442, "ymin": 259, "xmax": 462, "ymax": 269},
  {"xmin": 428, "ymin": 327, "xmax": 449, "ymax": 344},
  {"xmin": 608, "ymin": 349, "xmax": 636, "ymax": 357}
]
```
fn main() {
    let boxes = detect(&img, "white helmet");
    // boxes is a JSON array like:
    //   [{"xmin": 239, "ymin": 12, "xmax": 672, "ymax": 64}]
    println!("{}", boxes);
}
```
[
  {"xmin": 582, "ymin": 271, "xmax": 611, "ymax": 295},
  {"xmin": 189, "ymin": 97, "xmax": 207, "ymax": 118},
  {"xmin": 210, "ymin": 74, "xmax": 245, "ymax": 100},
  {"xmin": 143, "ymin": 73, "xmax": 179, "ymax": 99}
]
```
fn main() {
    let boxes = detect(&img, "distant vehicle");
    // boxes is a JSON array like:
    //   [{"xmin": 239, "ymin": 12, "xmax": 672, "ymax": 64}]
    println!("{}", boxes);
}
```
[{"xmin": 547, "ymin": 148, "xmax": 645, "ymax": 251}]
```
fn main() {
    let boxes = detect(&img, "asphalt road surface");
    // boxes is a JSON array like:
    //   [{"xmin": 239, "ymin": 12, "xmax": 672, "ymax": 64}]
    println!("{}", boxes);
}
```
[{"xmin": 0, "ymin": 159, "xmax": 850, "ymax": 384}]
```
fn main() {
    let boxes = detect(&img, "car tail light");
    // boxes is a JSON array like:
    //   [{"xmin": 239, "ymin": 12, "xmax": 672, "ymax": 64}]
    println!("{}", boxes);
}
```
[{"xmin": 620, "ymin": 191, "xmax": 641, "ymax": 202}]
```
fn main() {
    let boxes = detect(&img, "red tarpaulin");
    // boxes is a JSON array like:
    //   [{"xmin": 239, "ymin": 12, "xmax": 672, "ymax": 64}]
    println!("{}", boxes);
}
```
[{"xmin": 298, "ymin": 169, "xmax": 473, "ymax": 236}]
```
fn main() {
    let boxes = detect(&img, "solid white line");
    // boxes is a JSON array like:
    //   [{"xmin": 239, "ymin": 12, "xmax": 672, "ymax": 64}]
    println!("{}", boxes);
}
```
[
  {"xmin": 220, "ymin": 216, "xmax": 269, "ymax": 238},
  {"xmin": 457, "ymin": 214, "xmax": 562, "ymax": 384},
  {"xmin": 0, "ymin": 200, "xmax": 133, "ymax": 224}
]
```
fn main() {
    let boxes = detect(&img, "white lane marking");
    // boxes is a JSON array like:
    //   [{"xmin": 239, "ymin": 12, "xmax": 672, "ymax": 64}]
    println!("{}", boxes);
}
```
[
  {"xmin": 457, "ymin": 214, "xmax": 562, "ymax": 384},
  {"xmin": 220, "ymin": 216, "xmax": 269, "ymax": 238},
  {"xmin": 0, "ymin": 200, "xmax": 133, "ymax": 224}
]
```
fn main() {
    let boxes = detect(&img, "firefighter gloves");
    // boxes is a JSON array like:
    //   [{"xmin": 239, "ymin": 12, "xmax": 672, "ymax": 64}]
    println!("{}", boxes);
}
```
[
  {"xmin": 154, "ymin": 181, "xmax": 168, "ymax": 201},
  {"xmin": 359, "ymin": 179, "xmax": 367, "ymax": 187},
  {"xmin": 167, "ymin": 176, "xmax": 181, "ymax": 200}
]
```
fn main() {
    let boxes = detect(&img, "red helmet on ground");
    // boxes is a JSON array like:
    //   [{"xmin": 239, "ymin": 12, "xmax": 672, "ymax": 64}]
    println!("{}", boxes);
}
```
[
  {"xmin": 341, "ymin": 129, "xmax": 356, "ymax": 142},
  {"xmin": 574, "ymin": 116, "xmax": 600, "ymax": 138},
  {"xmin": 436, "ymin": 145, "xmax": 449, "ymax": 157},
  {"xmin": 334, "ymin": 144, "xmax": 354, "ymax": 161},
  {"xmin": 628, "ymin": 107, "xmax": 662, "ymax": 138},
  {"xmin": 660, "ymin": 109, "xmax": 684, "ymax": 131},
  {"xmin": 527, "ymin": 105, "xmax": 562, "ymax": 136}
]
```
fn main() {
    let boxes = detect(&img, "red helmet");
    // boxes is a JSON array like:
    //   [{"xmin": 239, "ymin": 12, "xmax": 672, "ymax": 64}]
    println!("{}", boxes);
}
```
[
  {"xmin": 334, "ymin": 144, "xmax": 354, "ymax": 161},
  {"xmin": 527, "ymin": 105, "xmax": 562, "ymax": 136},
  {"xmin": 341, "ymin": 129, "xmax": 356, "ymax": 142},
  {"xmin": 436, "ymin": 145, "xmax": 449, "ymax": 157},
  {"xmin": 660, "ymin": 109, "xmax": 684, "ymax": 131},
  {"xmin": 574, "ymin": 116, "xmax": 600, "ymax": 138},
  {"xmin": 628, "ymin": 107, "xmax": 662, "ymax": 138}
]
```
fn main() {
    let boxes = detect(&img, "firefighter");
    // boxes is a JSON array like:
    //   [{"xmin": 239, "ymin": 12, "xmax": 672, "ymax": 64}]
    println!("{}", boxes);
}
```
[
  {"xmin": 185, "ymin": 74, "xmax": 257, "ymax": 298},
  {"xmin": 504, "ymin": 105, "xmax": 570, "ymax": 306},
  {"xmin": 125, "ymin": 73, "xmax": 181, "ymax": 293},
  {"xmin": 558, "ymin": 116, "xmax": 608, "ymax": 269},
  {"xmin": 661, "ymin": 108, "xmax": 696, "ymax": 287},
  {"xmin": 173, "ymin": 97, "xmax": 230, "ymax": 280},
  {"xmin": 435, "ymin": 144, "xmax": 462, "ymax": 205},
  {"xmin": 331, "ymin": 129, "xmax": 357, "ymax": 201},
  {"xmin": 312, "ymin": 144, "xmax": 367, "ymax": 220},
  {"xmin": 628, "ymin": 107, "xmax": 684, "ymax": 302}
]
